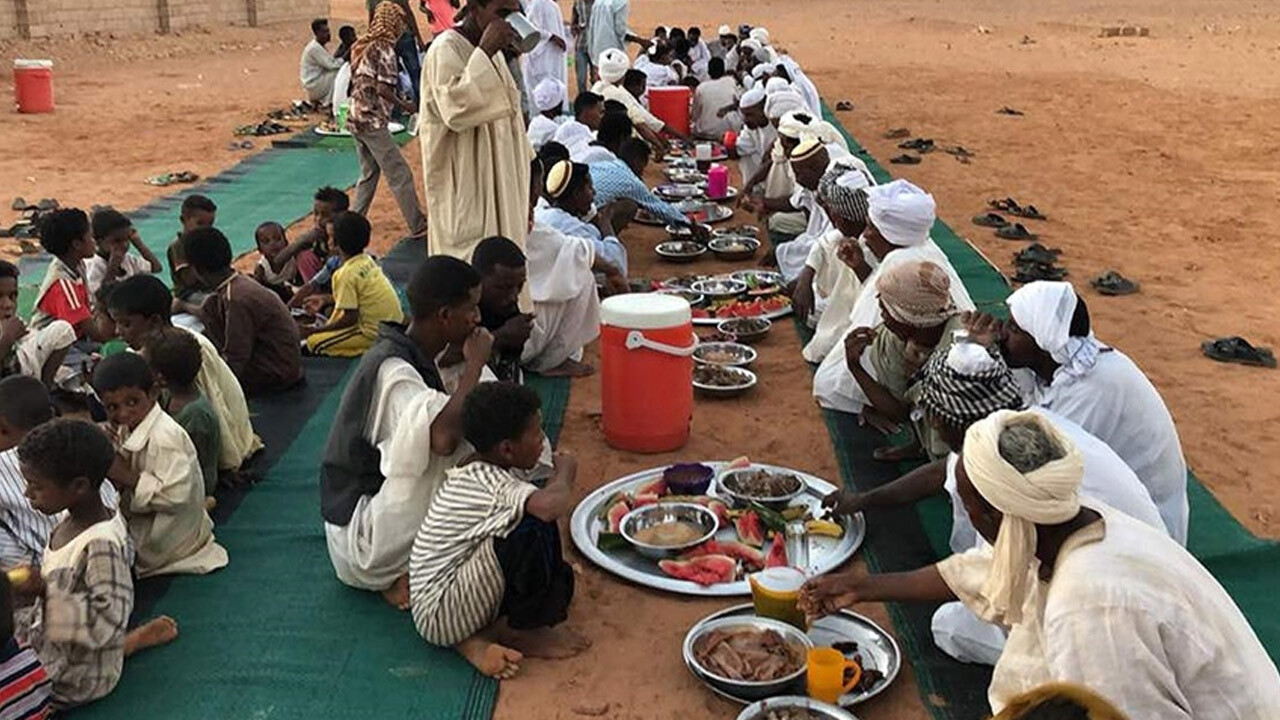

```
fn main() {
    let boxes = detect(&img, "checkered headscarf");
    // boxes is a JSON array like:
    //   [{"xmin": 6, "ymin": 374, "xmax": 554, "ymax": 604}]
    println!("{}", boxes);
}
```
[
  {"xmin": 918, "ymin": 341, "xmax": 1024, "ymax": 428},
  {"xmin": 818, "ymin": 166, "xmax": 870, "ymax": 225}
]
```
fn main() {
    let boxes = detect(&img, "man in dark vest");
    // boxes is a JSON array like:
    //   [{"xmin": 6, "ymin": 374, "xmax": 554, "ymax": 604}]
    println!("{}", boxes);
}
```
[{"xmin": 321, "ymin": 255, "xmax": 493, "ymax": 609}]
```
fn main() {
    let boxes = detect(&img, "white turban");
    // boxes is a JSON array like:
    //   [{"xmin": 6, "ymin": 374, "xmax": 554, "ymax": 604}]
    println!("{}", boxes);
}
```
[
  {"xmin": 718, "ymin": 25, "xmax": 733, "ymax": 36},
  {"xmin": 738, "ymin": 86, "xmax": 766, "ymax": 110},
  {"xmin": 597, "ymin": 49, "xmax": 630, "ymax": 84},
  {"xmin": 753, "ymin": 63, "xmax": 777, "ymax": 80},
  {"xmin": 749, "ymin": 27, "xmax": 771, "ymax": 46},
  {"xmin": 532, "ymin": 78, "xmax": 565, "ymax": 113},
  {"xmin": 740, "ymin": 39, "xmax": 763, "ymax": 57},
  {"xmin": 776, "ymin": 108, "xmax": 812, "ymax": 138},
  {"xmin": 766, "ymin": 90, "xmax": 806, "ymax": 121},
  {"xmin": 865, "ymin": 179, "xmax": 936, "ymax": 247},
  {"xmin": 961, "ymin": 409, "xmax": 1084, "ymax": 624},
  {"xmin": 876, "ymin": 259, "xmax": 955, "ymax": 327},
  {"xmin": 1006, "ymin": 282, "xmax": 1102, "ymax": 381},
  {"xmin": 764, "ymin": 76, "xmax": 790, "ymax": 94}
]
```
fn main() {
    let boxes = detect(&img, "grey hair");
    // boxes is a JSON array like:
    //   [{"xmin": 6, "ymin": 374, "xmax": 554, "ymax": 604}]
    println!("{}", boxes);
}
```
[{"xmin": 997, "ymin": 418, "xmax": 1066, "ymax": 473}]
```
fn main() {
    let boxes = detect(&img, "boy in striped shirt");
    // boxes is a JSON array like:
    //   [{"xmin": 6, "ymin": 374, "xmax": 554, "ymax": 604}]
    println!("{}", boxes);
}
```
[{"xmin": 409, "ymin": 382, "xmax": 585, "ymax": 679}]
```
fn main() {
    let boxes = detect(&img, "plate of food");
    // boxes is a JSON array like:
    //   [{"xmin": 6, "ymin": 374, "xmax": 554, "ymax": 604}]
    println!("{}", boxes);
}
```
[
  {"xmin": 693, "ymin": 342, "xmax": 757, "ymax": 367},
  {"xmin": 657, "ymin": 288, "xmax": 706, "ymax": 306},
  {"xmin": 315, "ymin": 120, "xmax": 406, "ymax": 137},
  {"xmin": 731, "ymin": 270, "xmax": 786, "ymax": 296},
  {"xmin": 735, "ymin": 697, "xmax": 859, "ymax": 720},
  {"xmin": 705, "ymin": 186, "xmax": 741, "ymax": 203},
  {"xmin": 692, "ymin": 278, "xmax": 749, "ymax": 299},
  {"xmin": 694, "ymin": 364, "xmax": 758, "ymax": 398},
  {"xmin": 655, "ymin": 274, "xmax": 716, "ymax": 291},
  {"xmin": 654, "ymin": 183, "xmax": 706, "ymax": 201},
  {"xmin": 693, "ymin": 295, "xmax": 792, "ymax": 325},
  {"xmin": 685, "ymin": 616, "xmax": 813, "ymax": 702},
  {"xmin": 689, "ymin": 604, "xmax": 900, "ymax": 707},
  {"xmin": 656, "ymin": 240, "xmax": 708, "ymax": 263},
  {"xmin": 709, "ymin": 236, "xmax": 761, "ymax": 262},
  {"xmin": 569, "ymin": 461, "xmax": 865, "ymax": 596},
  {"xmin": 636, "ymin": 202, "xmax": 734, "ymax": 226},
  {"xmin": 716, "ymin": 225, "xmax": 762, "ymax": 240},
  {"xmin": 666, "ymin": 168, "xmax": 708, "ymax": 184}
]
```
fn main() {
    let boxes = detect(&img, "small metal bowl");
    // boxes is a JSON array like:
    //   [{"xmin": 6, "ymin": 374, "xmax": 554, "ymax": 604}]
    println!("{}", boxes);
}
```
[
  {"xmin": 656, "ymin": 288, "xmax": 706, "ymax": 307},
  {"xmin": 693, "ymin": 342, "xmax": 758, "ymax": 368},
  {"xmin": 692, "ymin": 278, "xmax": 749, "ymax": 299},
  {"xmin": 709, "ymin": 237, "xmax": 761, "ymax": 262},
  {"xmin": 714, "ymin": 225, "xmax": 762, "ymax": 240},
  {"xmin": 619, "ymin": 503, "xmax": 719, "ymax": 560},
  {"xmin": 654, "ymin": 183, "xmax": 705, "ymax": 201},
  {"xmin": 718, "ymin": 317, "xmax": 772, "ymax": 344},
  {"xmin": 693, "ymin": 365, "xmax": 758, "ymax": 398},
  {"xmin": 656, "ymin": 241, "xmax": 707, "ymax": 263},
  {"xmin": 736, "ymin": 696, "xmax": 859, "ymax": 720},
  {"xmin": 666, "ymin": 223, "xmax": 713, "ymax": 240},
  {"xmin": 716, "ymin": 466, "xmax": 808, "ymax": 510},
  {"xmin": 666, "ymin": 168, "xmax": 708, "ymax": 184},
  {"xmin": 684, "ymin": 616, "xmax": 814, "ymax": 702},
  {"xmin": 730, "ymin": 269, "xmax": 784, "ymax": 287}
]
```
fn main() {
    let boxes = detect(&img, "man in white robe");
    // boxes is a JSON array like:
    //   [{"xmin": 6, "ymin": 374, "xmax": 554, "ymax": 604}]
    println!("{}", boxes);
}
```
[
  {"xmin": 421, "ymin": 0, "xmax": 533, "ymax": 278},
  {"xmin": 965, "ymin": 281, "xmax": 1189, "ymax": 543},
  {"xmin": 527, "ymin": 78, "xmax": 566, "ymax": 150},
  {"xmin": 732, "ymin": 87, "xmax": 772, "ymax": 184},
  {"xmin": 776, "ymin": 54, "xmax": 822, "ymax": 115},
  {"xmin": 802, "ymin": 409, "xmax": 1280, "ymax": 719},
  {"xmin": 520, "ymin": 0, "xmax": 568, "ymax": 111},
  {"xmin": 812, "ymin": 179, "xmax": 974, "ymax": 413}
]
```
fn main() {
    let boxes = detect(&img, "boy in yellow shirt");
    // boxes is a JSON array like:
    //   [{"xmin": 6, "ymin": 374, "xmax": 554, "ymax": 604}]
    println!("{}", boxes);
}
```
[{"xmin": 302, "ymin": 212, "xmax": 404, "ymax": 357}]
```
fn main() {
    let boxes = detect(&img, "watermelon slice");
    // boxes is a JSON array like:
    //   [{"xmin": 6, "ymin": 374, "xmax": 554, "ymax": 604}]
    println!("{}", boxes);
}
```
[
  {"xmin": 706, "ymin": 499, "xmax": 731, "ymax": 528},
  {"xmin": 636, "ymin": 477, "xmax": 668, "ymax": 497},
  {"xmin": 605, "ymin": 500, "xmax": 630, "ymax": 533},
  {"xmin": 764, "ymin": 532, "xmax": 788, "ymax": 569},
  {"xmin": 632, "ymin": 492, "xmax": 660, "ymax": 509},
  {"xmin": 658, "ymin": 554, "xmax": 737, "ymax": 586},
  {"xmin": 681, "ymin": 540, "xmax": 766, "ymax": 570},
  {"xmin": 725, "ymin": 456, "xmax": 752, "ymax": 470},
  {"xmin": 734, "ymin": 510, "xmax": 765, "ymax": 547}
]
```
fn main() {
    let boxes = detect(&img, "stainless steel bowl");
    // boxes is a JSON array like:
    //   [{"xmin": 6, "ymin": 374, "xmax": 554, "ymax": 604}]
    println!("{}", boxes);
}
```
[
  {"xmin": 715, "ymin": 225, "xmax": 762, "ymax": 240},
  {"xmin": 657, "ymin": 288, "xmax": 706, "ymax": 307},
  {"xmin": 693, "ymin": 342, "xmax": 758, "ymax": 367},
  {"xmin": 692, "ymin": 278, "xmax": 749, "ymax": 298},
  {"xmin": 736, "ymin": 696, "xmax": 860, "ymax": 720},
  {"xmin": 718, "ymin": 317, "xmax": 772, "ymax": 344},
  {"xmin": 731, "ymin": 269, "xmax": 785, "ymax": 288},
  {"xmin": 693, "ymin": 365, "xmax": 758, "ymax": 398},
  {"xmin": 656, "ymin": 241, "xmax": 708, "ymax": 263},
  {"xmin": 619, "ymin": 503, "xmax": 718, "ymax": 560},
  {"xmin": 684, "ymin": 616, "xmax": 814, "ymax": 702},
  {"xmin": 717, "ymin": 466, "xmax": 808, "ymax": 510},
  {"xmin": 665, "ymin": 222, "xmax": 713, "ymax": 239},
  {"xmin": 709, "ymin": 237, "xmax": 761, "ymax": 262}
]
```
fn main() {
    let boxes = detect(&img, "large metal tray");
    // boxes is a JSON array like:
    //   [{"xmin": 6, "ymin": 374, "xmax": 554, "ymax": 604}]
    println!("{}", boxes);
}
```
[
  {"xmin": 570, "ymin": 462, "xmax": 864, "ymax": 596},
  {"xmin": 685, "ymin": 604, "xmax": 901, "ymax": 707}
]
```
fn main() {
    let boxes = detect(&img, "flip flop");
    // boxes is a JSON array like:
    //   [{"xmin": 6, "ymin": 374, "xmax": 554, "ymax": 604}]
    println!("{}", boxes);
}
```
[
  {"xmin": 988, "ymin": 197, "xmax": 1022, "ymax": 213},
  {"xmin": 10, "ymin": 197, "xmax": 29, "ymax": 211},
  {"xmin": 897, "ymin": 138, "xmax": 934, "ymax": 152},
  {"xmin": 997, "ymin": 106, "xmax": 1025, "ymax": 116},
  {"xmin": 890, "ymin": 154, "xmax": 921, "ymax": 165},
  {"xmin": 973, "ymin": 212, "xmax": 1009, "ymax": 228},
  {"xmin": 995, "ymin": 223, "xmax": 1038, "ymax": 240},
  {"xmin": 1013, "ymin": 243, "xmax": 1062, "ymax": 265},
  {"xmin": 835, "ymin": 100, "xmax": 854, "ymax": 111},
  {"xmin": 1091, "ymin": 270, "xmax": 1139, "ymax": 296},
  {"xmin": 883, "ymin": 127, "xmax": 911, "ymax": 139},
  {"xmin": 1013, "ymin": 262, "xmax": 1067, "ymax": 283},
  {"xmin": 1201, "ymin": 336, "xmax": 1277, "ymax": 368},
  {"xmin": 945, "ymin": 146, "xmax": 975, "ymax": 158},
  {"xmin": 1011, "ymin": 204, "xmax": 1047, "ymax": 220}
]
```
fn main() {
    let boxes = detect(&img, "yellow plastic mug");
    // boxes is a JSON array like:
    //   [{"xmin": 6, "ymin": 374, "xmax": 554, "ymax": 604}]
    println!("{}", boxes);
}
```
[
  {"xmin": 748, "ymin": 567, "xmax": 807, "ymax": 629},
  {"xmin": 806, "ymin": 647, "xmax": 861, "ymax": 704}
]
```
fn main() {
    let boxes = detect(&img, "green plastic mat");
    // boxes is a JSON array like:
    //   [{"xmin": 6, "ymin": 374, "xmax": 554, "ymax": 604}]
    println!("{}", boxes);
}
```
[{"xmin": 815, "ymin": 102, "xmax": 1280, "ymax": 719}]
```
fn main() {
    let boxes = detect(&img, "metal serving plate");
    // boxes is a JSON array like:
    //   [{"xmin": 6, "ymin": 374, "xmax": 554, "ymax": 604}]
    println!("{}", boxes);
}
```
[
  {"xmin": 736, "ymin": 696, "xmax": 860, "ymax": 720},
  {"xmin": 687, "ymin": 604, "xmax": 901, "ymax": 707},
  {"xmin": 314, "ymin": 121, "xmax": 406, "ymax": 136},
  {"xmin": 693, "ymin": 299, "xmax": 794, "ymax": 327},
  {"xmin": 570, "ymin": 463, "xmax": 865, "ymax": 597},
  {"xmin": 636, "ymin": 203, "xmax": 735, "ymax": 226}
]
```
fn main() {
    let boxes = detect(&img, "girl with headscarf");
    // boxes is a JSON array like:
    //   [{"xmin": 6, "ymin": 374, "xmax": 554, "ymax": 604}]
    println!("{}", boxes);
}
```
[{"xmin": 347, "ymin": 2, "xmax": 428, "ymax": 237}]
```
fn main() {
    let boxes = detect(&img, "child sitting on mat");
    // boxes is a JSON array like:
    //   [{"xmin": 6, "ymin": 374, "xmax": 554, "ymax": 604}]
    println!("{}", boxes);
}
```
[
  {"xmin": 251, "ymin": 222, "xmax": 299, "ymax": 303},
  {"xmin": 286, "ymin": 187, "xmax": 351, "ymax": 313},
  {"xmin": 85, "ymin": 208, "xmax": 161, "ymax": 300},
  {"xmin": 92, "ymin": 353, "xmax": 228, "ymax": 578},
  {"xmin": 167, "ymin": 195, "xmax": 217, "ymax": 319},
  {"xmin": 301, "ymin": 212, "xmax": 403, "ymax": 357},
  {"xmin": 142, "ymin": 328, "xmax": 221, "ymax": 504},
  {"xmin": 31, "ymin": 210, "xmax": 113, "ymax": 345},
  {"xmin": 10, "ymin": 418, "xmax": 177, "ymax": 708},
  {"xmin": 409, "ymin": 381, "xmax": 584, "ymax": 680},
  {"xmin": 0, "ymin": 260, "xmax": 75, "ymax": 386}
]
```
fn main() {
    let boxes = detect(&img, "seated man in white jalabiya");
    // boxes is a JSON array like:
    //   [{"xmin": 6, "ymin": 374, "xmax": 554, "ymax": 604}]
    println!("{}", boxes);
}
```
[{"xmin": 802, "ymin": 409, "xmax": 1280, "ymax": 720}]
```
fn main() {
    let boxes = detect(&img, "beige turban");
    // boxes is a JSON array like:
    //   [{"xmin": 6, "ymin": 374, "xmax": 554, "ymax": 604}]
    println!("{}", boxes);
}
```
[
  {"xmin": 961, "ymin": 409, "xmax": 1084, "ymax": 624},
  {"xmin": 876, "ymin": 259, "xmax": 955, "ymax": 327},
  {"xmin": 597, "ymin": 49, "xmax": 630, "ymax": 84}
]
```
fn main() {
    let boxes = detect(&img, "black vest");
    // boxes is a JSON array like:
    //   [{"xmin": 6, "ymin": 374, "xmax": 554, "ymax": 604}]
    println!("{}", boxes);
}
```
[{"xmin": 320, "ymin": 322, "xmax": 444, "ymax": 525}]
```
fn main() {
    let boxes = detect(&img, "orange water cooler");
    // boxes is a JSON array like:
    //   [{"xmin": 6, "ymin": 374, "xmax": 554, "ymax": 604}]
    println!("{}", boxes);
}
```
[
  {"xmin": 13, "ymin": 59, "xmax": 54, "ymax": 114},
  {"xmin": 600, "ymin": 294, "xmax": 695, "ymax": 453},
  {"xmin": 647, "ymin": 86, "xmax": 692, "ymax": 137}
]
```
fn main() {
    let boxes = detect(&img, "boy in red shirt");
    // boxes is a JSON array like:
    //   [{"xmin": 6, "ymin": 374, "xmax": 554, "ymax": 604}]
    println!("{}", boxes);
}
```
[{"xmin": 31, "ymin": 210, "xmax": 112, "ymax": 344}]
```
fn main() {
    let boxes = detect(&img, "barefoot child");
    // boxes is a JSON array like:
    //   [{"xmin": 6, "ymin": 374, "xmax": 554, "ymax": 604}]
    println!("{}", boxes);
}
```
[
  {"xmin": 85, "ymin": 209, "xmax": 161, "ymax": 299},
  {"xmin": 105, "ymin": 275, "xmax": 261, "ymax": 475},
  {"xmin": 251, "ymin": 222, "xmax": 299, "ymax": 303},
  {"xmin": 0, "ymin": 572, "xmax": 54, "ymax": 719},
  {"xmin": 91, "ymin": 354, "xmax": 228, "ymax": 578},
  {"xmin": 12, "ymin": 419, "xmax": 176, "ymax": 708},
  {"xmin": 409, "ymin": 382, "xmax": 580, "ymax": 680},
  {"xmin": 142, "ymin": 329, "xmax": 220, "ymax": 501},
  {"xmin": 0, "ymin": 261, "xmax": 75, "ymax": 387},
  {"xmin": 302, "ymin": 212, "xmax": 404, "ymax": 357}
]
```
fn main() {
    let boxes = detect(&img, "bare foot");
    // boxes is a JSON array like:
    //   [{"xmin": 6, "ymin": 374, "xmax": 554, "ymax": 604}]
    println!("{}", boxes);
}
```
[
  {"xmin": 381, "ymin": 574, "xmax": 410, "ymax": 611},
  {"xmin": 457, "ymin": 636, "xmax": 522, "ymax": 679},
  {"xmin": 204, "ymin": 496, "xmax": 217, "ymax": 512},
  {"xmin": 499, "ymin": 625, "xmax": 592, "ymax": 660},
  {"xmin": 125, "ymin": 616, "xmax": 179, "ymax": 657},
  {"xmin": 540, "ymin": 359, "xmax": 595, "ymax": 378}
]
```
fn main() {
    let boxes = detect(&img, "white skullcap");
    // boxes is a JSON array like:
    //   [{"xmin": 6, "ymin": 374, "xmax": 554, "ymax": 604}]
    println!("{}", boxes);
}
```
[
  {"xmin": 556, "ymin": 122, "xmax": 594, "ymax": 159},
  {"xmin": 764, "ymin": 76, "xmax": 790, "ymax": 95},
  {"xmin": 532, "ymin": 78, "xmax": 565, "ymax": 113},
  {"xmin": 597, "ymin": 49, "xmax": 630, "ymax": 84},
  {"xmin": 738, "ymin": 86, "xmax": 766, "ymax": 110},
  {"xmin": 789, "ymin": 136, "xmax": 824, "ymax": 162},
  {"xmin": 864, "ymin": 179, "xmax": 936, "ymax": 248},
  {"xmin": 947, "ymin": 341, "xmax": 1001, "ymax": 375},
  {"xmin": 718, "ymin": 24, "xmax": 733, "ymax": 36},
  {"xmin": 766, "ymin": 90, "xmax": 806, "ymax": 122},
  {"xmin": 962, "ymin": 409, "xmax": 1084, "ymax": 624},
  {"xmin": 749, "ymin": 27, "xmax": 771, "ymax": 45}
]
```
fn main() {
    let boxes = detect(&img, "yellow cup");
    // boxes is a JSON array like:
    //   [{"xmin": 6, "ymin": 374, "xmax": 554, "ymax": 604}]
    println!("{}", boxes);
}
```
[
  {"xmin": 806, "ymin": 647, "xmax": 861, "ymax": 704},
  {"xmin": 749, "ymin": 567, "xmax": 807, "ymax": 630}
]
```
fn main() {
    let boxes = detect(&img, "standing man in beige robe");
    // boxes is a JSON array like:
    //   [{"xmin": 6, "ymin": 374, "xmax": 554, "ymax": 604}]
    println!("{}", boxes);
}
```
[{"xmin": 420, "ymin": 0, "xmax": 533, "ymax": 267}]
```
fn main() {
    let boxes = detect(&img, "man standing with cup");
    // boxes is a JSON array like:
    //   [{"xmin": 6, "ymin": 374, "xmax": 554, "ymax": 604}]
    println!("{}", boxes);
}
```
[{"xmin": 421, "ymin": 0, "xmax": 534, "ymax": 302}]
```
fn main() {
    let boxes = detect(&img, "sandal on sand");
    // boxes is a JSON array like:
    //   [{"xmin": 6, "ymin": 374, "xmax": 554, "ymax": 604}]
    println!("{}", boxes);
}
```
[
  {"xmin": 883, "ymin": 127, "xmax": 911, "ymax": 139},
  {"xmin": 988, "ymin": 197, "xmax": 1021, "ymax": 213},
  {"xmin": 1011, "ymin": 204, "xmax": 1047, "ymax": 220},
  {"xmin": 835, "ymin": 100, "xmax": 854, "ymax": 111},
  {"xmin": 897, "ymin": 138, "xmax": 934, "ymax": 152},
  {"xmin": 973, "ymin": 212, "xmax": 1009, "ymax": 228},
  {"xmin": 996, "ymin": 222, "xmax": 1037, "ymax": 240},
  {"xmin": 145, "ymin": 171, "xmax": 200, "ymax": 187},
  {"xmin": 1013, "ymin": 262, "xmax": 1067, "ymax": 283},
  {"xmin": 890, "ymin": 154, "xmax": 921, "ymax": 165},
  {"xmin": 1201, "ymin": 336, "xmax": 1277, "ymax": 368},
  {"xmin": 1014, "ymin": 243, "xmax": 1062, "ymax": 265},
  {"xmin": 997, "ymin": 106, "xmax": 1025, "ymax": 116},
  {"xmin": 1091, "ymin": 270, "xmax": 1139, "ymax": 296}
]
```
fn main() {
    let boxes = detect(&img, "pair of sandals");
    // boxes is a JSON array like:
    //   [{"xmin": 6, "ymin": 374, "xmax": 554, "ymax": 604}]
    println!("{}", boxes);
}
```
[
  {"xmin": 1091, "ymin": 270, "xmax": 1139, "ymax": 296},
  {"xmin": 145, "ymin": 171, "xmax": 200, "ymax": 187},
  {"xmin": 1202, "ymin": 336, "xmax": 1277, "ymax": 369},
  {"xmin": 974, "ymin": 212, "xmax": 1041, "ymax": 240}
]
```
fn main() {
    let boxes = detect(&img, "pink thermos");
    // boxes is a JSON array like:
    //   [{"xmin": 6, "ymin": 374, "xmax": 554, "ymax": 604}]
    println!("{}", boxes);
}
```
[{"xmin": 707, "ymin": 164, "xmax": 729, "ymax": 199}]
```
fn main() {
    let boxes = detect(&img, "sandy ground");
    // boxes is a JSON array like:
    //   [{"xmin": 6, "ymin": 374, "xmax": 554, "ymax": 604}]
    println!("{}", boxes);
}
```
[{"xmin": 4, "ymin": 0, "xmax": 1280, "ymax": 717}]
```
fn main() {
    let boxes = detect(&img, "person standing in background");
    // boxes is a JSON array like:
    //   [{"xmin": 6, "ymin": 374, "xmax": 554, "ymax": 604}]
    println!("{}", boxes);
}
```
[
  {"xmin": 521, "ymin": 0, "xmax": 569, "ymax": 113},
  {"xmin": 419, "ymin": 0, "xmax": 459, "ymax": 36},
  {"xmin": 368, "ymin": 0, "xmax": 426, "ymax": 106},
  {"xmin": 569, "ymin": 0, "xmax": 594, "ymax": 94},
  {"xmin": 587, "ymin": 0, "xmax": 646, "ymax": 65}
]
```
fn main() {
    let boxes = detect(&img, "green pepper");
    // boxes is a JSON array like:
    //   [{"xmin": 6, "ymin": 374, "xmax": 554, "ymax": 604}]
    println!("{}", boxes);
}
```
[{"xmin": 749, "ymin": 502, "xmax": 788, "ymax": 534}]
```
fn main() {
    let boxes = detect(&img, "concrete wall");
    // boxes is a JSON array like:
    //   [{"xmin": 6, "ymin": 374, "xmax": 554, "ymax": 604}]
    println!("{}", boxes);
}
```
[{"xmin": 4, "ymin": 0, "xmax": 326, "ymax": 39}]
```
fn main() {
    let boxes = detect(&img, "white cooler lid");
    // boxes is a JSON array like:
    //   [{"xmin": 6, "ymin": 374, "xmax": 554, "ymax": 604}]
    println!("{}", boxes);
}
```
[
  {"xmin": 600, "ymin": 293, "xmax": 691, "ymax": 330},
  {"xmin": 14, "ymin": 59, "xmax": 54, "ymax": 69}
]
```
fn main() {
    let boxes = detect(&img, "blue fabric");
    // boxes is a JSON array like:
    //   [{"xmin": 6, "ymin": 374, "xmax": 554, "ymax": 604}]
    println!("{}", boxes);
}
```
[
  {"xmin": 588, "ymin": 159, "xmax": 687, "ymax": 226},
  {"xmin": 312, "ymin": 255, "xmax": 343, "ymax": 292},
  {"xmin": 535, "ymin": 206, "xmax": 628, "ymax": 276}
]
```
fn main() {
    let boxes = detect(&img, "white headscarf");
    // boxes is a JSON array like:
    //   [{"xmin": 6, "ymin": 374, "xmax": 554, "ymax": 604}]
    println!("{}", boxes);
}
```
[
  {"xmin": 738, "ymin": 86, "xmax": 766, "ymax": 110},
  {"xmin": 865, "ymin": 179, "xmax": 936, "ymax": 247},
  {"xmin": 766, "ymin": 90, "xmax": 806, "ymax": 121},
  {"xmin": 597, "ymin": 49, "xmax": 630, "ymax": 84},
  {"xmin": 753, "ymin": 63, "xmax": 776, "ymax": 81},
  {"xmin": 718, "ymin": 25, "xmax": 733, "ymax": 36},
  {"xmin": 557, "ymin": 122, "xmax": 594, "ymax": 160},
  {"xmin": 961, "ymin": 409, "xmax": 1084, "ymax": 624},
  {"xmin": 1006, "ymin": 282, "xmax": 1102, "ymax": 382},
  {"xmin": 532, "ymin": 78, "xmax": 565, "ymax": 113},
  {"xmin": 764, "ymin": 76, "xmax": 790, "ymax": 94},
  {"xmin": 740, "ymin": 38, "xmax": 763, "ymax": 57},
  {"xmin": 776, "ymin": 108, "xmax": 813, "ymax": 139},
  {"xmin": 749, "ymin": 27, "xmax": 771, "ymax": 46}
]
